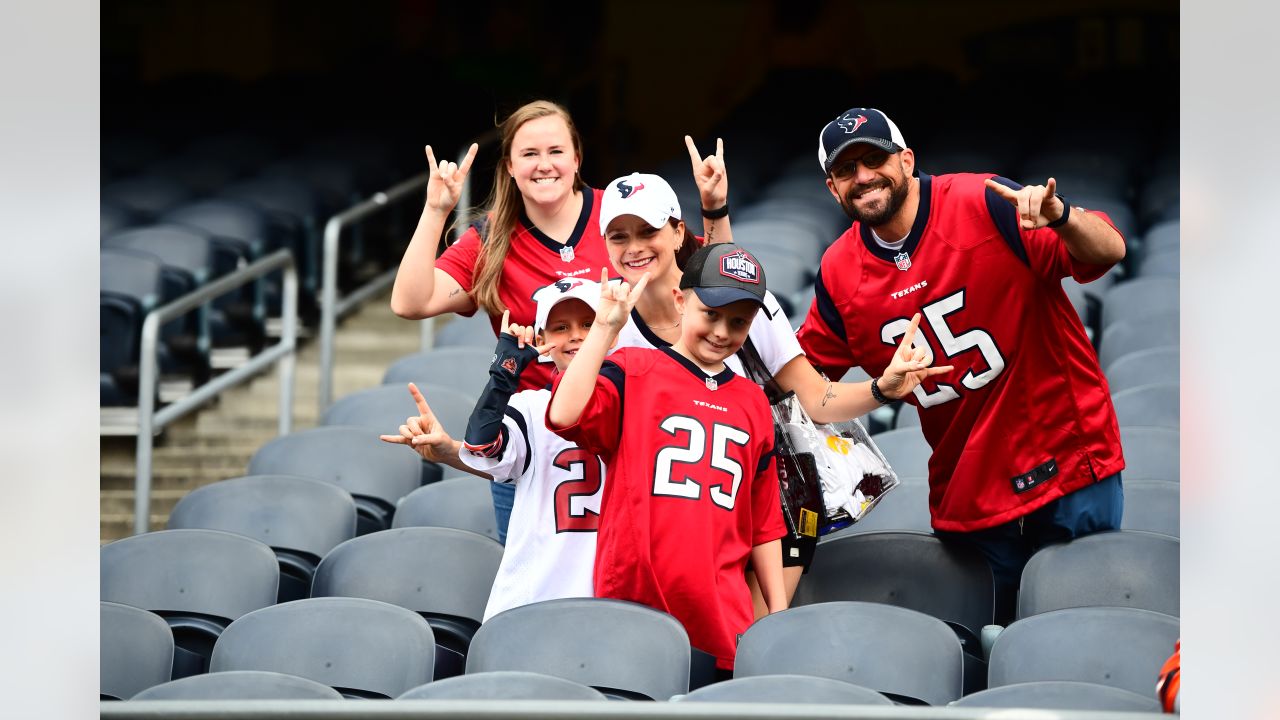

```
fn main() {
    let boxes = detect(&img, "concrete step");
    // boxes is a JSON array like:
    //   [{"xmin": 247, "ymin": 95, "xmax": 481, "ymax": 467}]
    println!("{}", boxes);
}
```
[
  {"xmin": 101, "ymin": 488, "xmax": 192, "ymax": 516},
  {"xmin": 102, "ymin": 514, "xmax": 168, "ymax": 541}
]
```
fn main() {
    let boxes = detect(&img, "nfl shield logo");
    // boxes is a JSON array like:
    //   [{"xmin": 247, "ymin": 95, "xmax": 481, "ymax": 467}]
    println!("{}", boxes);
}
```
[
  {"xmin": 705, "ymin": 377, "xmax": 718, "ymax": 392},
  {"xmin": 559, "ymin": 245, "xmax": 575, "ymax": 263},
  {"xmin": 894, "ymin": 251, "xmax": 911, "ymax": 271}
]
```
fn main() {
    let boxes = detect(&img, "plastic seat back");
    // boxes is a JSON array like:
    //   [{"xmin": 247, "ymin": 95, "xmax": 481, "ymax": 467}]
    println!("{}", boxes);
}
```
[
  {"xmin": 467, "ymin": 598, "xmax": 691, "ymax": 701},
  {"xmin": 1119, "ymin": 426, "xmax": 1180, "ymax": 482},
  {"xmin": 680, "ymin": 675, "xmax": 893, "ymax": 705},
  {"xmin": 391, "ymin": 477, "xmax": 500, "ymax": 541},
  {"xmin": 1122, "ymin": 479, "xmax": 1179, "ymax": 537},
  {"xmin": 989, "ymin": 607, "xmax": 1179, "ymax": 696},
  {"xmin": 1018, "ymin": 530, "xmax": 1180, "ymax": 618},
  {"xmin": 100, "ymin": 602, "xmax": 173, "ymax": 700},
  {"xmin": 382, "ymin": 347, "xmax": 496, "ymax": 400},
  {"xmin": 211, "ymin": 597, "xmax": 436, "ymax": 699},
  {"xmin": 132, "ymin": 670, "xmax": 343, "ymax": 700},
  {"xmin": 1111, "ymin": 382, "xmax": 1179, "ymax": 430},
  {"xmin": 398, "ymin": 671, "xmax": 607, "ymax": 700},
  {"xmin": 951, "ymin": 680, "xmax": 1161, "ymax": 712},
  {"xmin": 735, "ymin": 601, "xmax": 964, "ymax": 706},
  {"xmin": 868, "ymin": 427, "xmax": 932, "ymax": 479},
  {"xmin": 1105, "ymin": 346, "xmax": 1178, "ymax": 393}
]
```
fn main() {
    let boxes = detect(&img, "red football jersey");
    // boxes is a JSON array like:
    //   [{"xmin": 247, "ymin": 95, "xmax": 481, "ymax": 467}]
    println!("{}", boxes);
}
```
[
  {"xmin": 797, "ymin": 172, "xmax": 1126, "ymax": 532},
  {"xmin": 436, "ymin": 187, "xmax": 611, "ymax": 390},
  {"xmin": 550, "ymin": 346, "xmax": 786, "ymax": 670}
]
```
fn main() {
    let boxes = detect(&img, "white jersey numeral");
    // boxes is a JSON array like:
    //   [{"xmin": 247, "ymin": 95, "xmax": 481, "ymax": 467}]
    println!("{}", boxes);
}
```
[
  {"xmin": 881, "ymin": 288, "xmax": 1007, "ymax": 408},
  {"xmin": 653, "ymin": 416, "xmax": 752, "ymax": 511}
]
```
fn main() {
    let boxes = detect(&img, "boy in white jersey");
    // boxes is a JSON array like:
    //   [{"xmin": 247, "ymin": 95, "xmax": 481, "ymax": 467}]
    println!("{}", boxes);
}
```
[{"xmin": 457, "ymin": 278, "xmax": 607, "ymax": 621}]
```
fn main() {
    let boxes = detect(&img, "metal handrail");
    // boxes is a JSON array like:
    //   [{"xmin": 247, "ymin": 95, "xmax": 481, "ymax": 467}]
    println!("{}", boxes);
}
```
[
  {"xmin": 317, "ymin": 172, "xmax": 429, "ymax": 411},
  {"xmin": 134, "ymin": 250, "xmax": 298, "ymax": 535},
  {"xmin": 99, "ymin": 699, "xmax": 1161, "ymax": 719},
  {"xmin": 317, "ymin": 129, "xmax": 501, "ymax": 411}
]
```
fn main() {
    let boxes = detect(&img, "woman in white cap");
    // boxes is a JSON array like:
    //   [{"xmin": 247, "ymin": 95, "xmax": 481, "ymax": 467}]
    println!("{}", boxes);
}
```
[{"xmin": 598, "ymin": 156, "xmax": 951, "ymax": 614}]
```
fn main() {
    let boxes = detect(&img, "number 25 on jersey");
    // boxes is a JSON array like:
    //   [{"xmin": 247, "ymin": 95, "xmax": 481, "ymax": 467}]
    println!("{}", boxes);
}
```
[
  {"xmin": 652, "ymin": 416, "xmax": 751, "ymax": 511},
  {"xmin": 880, "ymin": 288, "xmax": 1007, "ymax": 408}
]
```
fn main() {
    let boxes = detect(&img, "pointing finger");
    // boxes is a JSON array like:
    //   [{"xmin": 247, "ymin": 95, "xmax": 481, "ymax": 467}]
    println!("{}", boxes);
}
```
[
  {"xmin": 926, "ymin": 365, "xmax": 954, "ymax": 376},
  {"xmin": 407, "ymin": 382, "xmax": 431, "ymax": 416},
  {"xmin": 425, "ymin": 145, "xmax": 439, "ymax": 173},
  {"xmin": 535, "ymin": 341, "xmax": 558, "ymax": 356},
  {"xmin": 716, "ymin": 137, "xmax": 723, "ymax": 159},
  {"xmin": 380, "ymin": 434, "xmax": 409, "ymax": 445},
  {"xmin": 1046, "ymin": 177, "xmax": 1057, "ymax": 197},
  {"xmin": 499, "ymin": 309, "xmax": 510, "ymax": 332},
  {"xmin": 630, "ymin": 272, "xmax": 651, "ymax": 303},
  {"xmin": 898, "ymin": 313, "xmax": 922, "ymax": 353},
  {"xmin": 983, "ymin": 178, "xmax": 1017, "ymax": 202}
]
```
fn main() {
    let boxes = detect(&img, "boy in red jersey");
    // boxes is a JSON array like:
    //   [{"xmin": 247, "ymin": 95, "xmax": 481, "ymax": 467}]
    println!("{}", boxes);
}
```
[{"xmin": 548, "ymin": 244, "xmax": 787, "ymax": 673}]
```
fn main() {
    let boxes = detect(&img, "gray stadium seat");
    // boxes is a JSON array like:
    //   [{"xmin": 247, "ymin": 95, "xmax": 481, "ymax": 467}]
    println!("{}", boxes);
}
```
[
  {"xmin": 391, "ymin": 476, "xmax": 500, "ymax": 541},
  {"xmin": 103, "ymin": 224, "xmax": 218, "ymax": 297},
  {"xmin": 101, "ymin": 175, "xmax": 193, "ymax": 218},
  {"xmin": 166, "ymin": 475, "xmax": 358, "ymax": 603},
  {"xmin": 732, "ymin": 220, "xmax": 826, "ymax": 265},
  {"xmin": 1138, "ymin": 248, "xmax": 1179, "ymax": 277},
  {"xmin": 951, "ymin": 680, "xmax": 1161, "ymax": 712},
  {"xmin": 1120, "ymin": 425, "xmax": 1180, "ymax": 482},
  {"xmin": 1099, "ymin": 312, "xmax": 1179, "ymax": 371},
  {"xmin": 100, "ymin": 529, "xmax": 279, "ymax": 679},
  {"xmin": 467, "ymin": 598, "xmax": 691, "ymax": 701},
  {"xmin": 894, "ymin": 403, "xmax": 921, "ymax": 428},
  {"xmin": 398, "ymin": 671, "xmax": 607, "ymax": 701},
  {"xmin": 868, "ymin": 427, "xmax": 932, "ymax": 479},
  {"xmin": 100, "ymin": 602, "xmax": 174, "ymax": 700},
  {"xmin": 132, "ymin": 670, "xmax": 343, "ymax": 700},
  {"xmin": 1139, "ymin": 174, "xmax": 1179, "ymax": 228},
  {"xmin": 1143, "ymin": 219, "xmax": 1180, "ymax": 256},
  {"xmin": 679, "ymin": 675, "xmax": 893, "ymax": 705},
  {"xmin": 819, "ymin": 478, "xmax": 932, "ymax": 535},
  {"xmin": 435, "ymin": 312, "xmax": 498, "ymax": 348},
  {"xmin": 210, "ymin": 597, "xmax": 437, "ymax": 699},
  {"xmin": 311, "ymin": 527, "xmax": 503, "ymax": 680},
  {"xmin": 735, "ymin": 602, "xmax": 964, "ymax": 705},
  {"xmin": 1070, "ymin": 195, "xmax": 1139, "ymax": 243},
  {"xmin": 101, "ymin": 200, "xmax": 140, "ymax": 238},
  {"xmin": 1122, "ymin": 479, "xmax": 1180, "ymax": 538},
  {"xmin": 1105, "ymin": 346, "xmax": 1178, "ymax": 393},
  {"xmin": 382, "ymin": 347, "xmax": 497, "ymax": 400},
  {"xmin": 322, "ymin": 383, "xmax": 476, "ymax": 441},
  {"xmin": 247, "ymin": 426, "xmax": 423, "ymax": 535},
  {"xmin": 1018, "ymin": 530, "xmax": 1180, "ymax": 619},
  {"xmin": 794, "ymin": 531, "xmax": 992, "ymax": 658},
  {"xmin": 988, "ymin": 607, "xmax": 1179, "ymax": 697},
  {"xmin": 1100, "ymin": 277, "xmax": 1179, "ymax": 333},
  {"xmin": 1111, "ymin": 382, "xmax": 1179, "ymax": 429}
]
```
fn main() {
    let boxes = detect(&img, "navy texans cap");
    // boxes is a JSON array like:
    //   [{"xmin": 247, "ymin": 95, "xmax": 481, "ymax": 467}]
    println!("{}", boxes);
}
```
[
  {"xmin": 679, "ymin": 243, "xmax": 767, "ymax": 311},
  {"xmin": 818, "ymin": 107, "xmax": 907, "ymax": 174}
]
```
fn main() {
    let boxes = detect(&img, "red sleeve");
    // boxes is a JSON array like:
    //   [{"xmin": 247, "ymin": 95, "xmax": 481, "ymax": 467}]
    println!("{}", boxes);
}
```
[
  {"xmin": 796, "ymin": 267, "xmax": 858, "ymax": 380},
  {"xmin": 1022, "ymin": 210, "xmax": 1122, "ymax": 284},
  {"xmin": 751, "ymin": 453, "xmax": 787, "ymax": 545},
  {"xmin": 435, "ymin": 224, "xmax": 482, "ymax": 294},
  {"xmin": 547, "ymin": 359, "xmax": 625, "ymax": 456}
]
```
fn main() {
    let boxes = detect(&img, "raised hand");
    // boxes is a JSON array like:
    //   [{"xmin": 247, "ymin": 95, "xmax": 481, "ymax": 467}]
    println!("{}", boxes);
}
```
[
  {"xmin": 378, "ymin": 382, "xmax": 458, "ymax": 463},
  {"xmin": 423, "ymin": 142, "xmax": 479, "ymax": 215},
  {"xmin": 595, "ymin": 267, "xmax": 649, "ymax": 330},
  {"xmin": 877, "ymin": 313, "xmax": 954, "ymax": 400},
  {"xmin": 984, "ymin": 176, "xmax": 1066, "ymax": 230},
  {"xmin": 499, "ymin": 309, "xmax": 558, "ymax": 357},
  {"xmin": 685, "ymin": 135, "xmax": 727, "ymax": 211}
]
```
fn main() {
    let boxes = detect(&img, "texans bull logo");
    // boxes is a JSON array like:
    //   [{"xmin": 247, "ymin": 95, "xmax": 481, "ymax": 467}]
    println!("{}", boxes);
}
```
[
  {"xmin": 616, "ymin": 179, "xmax": 645, "ymax": 198},
  {"xmin": 837, "ymin": 113, "xmax": 868, "ymax": 134},
  {"xmin": 554, "ymin": 278, "xmax": 584, "ymax": 293}
]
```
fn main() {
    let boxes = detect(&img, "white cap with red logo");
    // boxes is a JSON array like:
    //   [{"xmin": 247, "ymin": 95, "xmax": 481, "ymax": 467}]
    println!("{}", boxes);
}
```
[{"xmin": 599, "ymin": 172, "xmax": 682, "ymax": 235}]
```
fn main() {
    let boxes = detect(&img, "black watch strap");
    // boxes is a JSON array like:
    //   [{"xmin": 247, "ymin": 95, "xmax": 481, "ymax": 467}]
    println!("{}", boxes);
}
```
[
  {"xmin": 870, "ymin": 376, "xmax": 893, "ymax": 405},
  {"xmin": 1046, "ymin": 193, "xmax": 1071, "ymax": 229}
]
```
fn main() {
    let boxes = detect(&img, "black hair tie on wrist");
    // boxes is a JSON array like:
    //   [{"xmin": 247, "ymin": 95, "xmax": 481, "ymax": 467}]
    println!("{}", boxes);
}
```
[
  {"xmin": 701, "ymin": 204, "xmax": 729, "ymax": 219},
  {"xmin": 1046, "ymin": 193, "xmax": 1071, "ymax": 229}
]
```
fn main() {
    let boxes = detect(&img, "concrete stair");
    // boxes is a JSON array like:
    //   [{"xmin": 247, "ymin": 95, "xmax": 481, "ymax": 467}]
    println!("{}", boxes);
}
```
[{"xmin": 100, "ymin": 290, "xmax": 433, "ymax": 543}]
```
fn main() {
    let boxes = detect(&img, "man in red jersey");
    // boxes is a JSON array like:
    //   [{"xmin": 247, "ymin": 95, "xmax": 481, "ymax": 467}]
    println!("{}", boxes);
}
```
[
  {"xmin": 798, "ymin": 107, "xmax": 1128, "ymax": 623},
  {"xmin": 548, "ymin": 244, "xmax": 787, "ymax": 675}
]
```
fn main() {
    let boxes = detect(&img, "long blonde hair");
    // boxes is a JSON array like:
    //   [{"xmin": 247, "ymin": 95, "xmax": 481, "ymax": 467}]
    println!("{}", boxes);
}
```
[{"xmin": 471, "ymin": 100, "xmax": 586, "ymax": 316}]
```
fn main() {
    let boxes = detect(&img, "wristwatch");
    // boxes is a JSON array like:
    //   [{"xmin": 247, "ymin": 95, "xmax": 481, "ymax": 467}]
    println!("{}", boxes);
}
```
[
  {"xmin": 870, "ymin": 376, "xmax": 893, "ymax": 405},
  {"xmin": 1046, "ymin": 193, "xmax": 1071, "ymax": 229}
]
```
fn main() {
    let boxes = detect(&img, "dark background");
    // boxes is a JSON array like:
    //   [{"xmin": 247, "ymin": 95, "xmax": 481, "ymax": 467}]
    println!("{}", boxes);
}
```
[{"xmin": 102, "ymin": 0, "xmax": 1178, "ymax": 191}]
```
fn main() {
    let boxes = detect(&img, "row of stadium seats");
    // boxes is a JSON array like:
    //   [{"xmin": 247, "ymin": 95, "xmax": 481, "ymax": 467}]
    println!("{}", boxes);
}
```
[{"xmin": 102, "ymin": 525, "xmax": 1176, "ymax": 706}]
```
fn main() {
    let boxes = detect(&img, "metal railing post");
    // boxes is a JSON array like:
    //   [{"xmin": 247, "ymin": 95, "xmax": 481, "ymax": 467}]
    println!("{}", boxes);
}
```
[{"xmin": 131, "ymin": 251, "xmax": 297, "ymax": 534}]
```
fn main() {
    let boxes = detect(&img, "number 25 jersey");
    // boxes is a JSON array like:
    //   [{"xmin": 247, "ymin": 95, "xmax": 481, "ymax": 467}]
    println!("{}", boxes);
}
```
[
  {"xmin": 550, "ymin": 346, "xmax": 786, "ymax": 670},
  {"xmin": 798, "ymin": 172, "xmax": 1126, "ymax": 533}
]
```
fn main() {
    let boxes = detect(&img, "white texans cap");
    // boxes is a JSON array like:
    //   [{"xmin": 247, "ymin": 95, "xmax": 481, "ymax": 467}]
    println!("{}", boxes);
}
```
[{"xmin": 599, "ymin": 172, "xmax": 682, "ymax": 235}]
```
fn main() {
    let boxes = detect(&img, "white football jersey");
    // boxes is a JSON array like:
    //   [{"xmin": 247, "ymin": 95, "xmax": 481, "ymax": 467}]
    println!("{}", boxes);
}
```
[
  {"xmin": 612, "ymin": 290, "xmax": 803, "ymax": 376},
  {"xmin": 459, "ymin": 388, "xmax": 604, "ymax": 622}
]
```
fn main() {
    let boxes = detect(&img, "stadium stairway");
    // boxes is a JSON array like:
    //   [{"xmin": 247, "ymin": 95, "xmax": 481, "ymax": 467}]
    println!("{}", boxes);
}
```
[{"xmin": 100, "ymin": 290, "xmax": 423, "ymax": 542}]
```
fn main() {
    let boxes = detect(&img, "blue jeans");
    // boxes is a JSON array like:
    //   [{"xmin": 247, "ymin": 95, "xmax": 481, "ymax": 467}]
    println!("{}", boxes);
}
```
[
  {"xmin": 935, "ymin": 473, "xmax": 1123, "ymax": 625},
  {"xmin": 490, "ymin": 481, "xmax": 515, "ymax": 544}
]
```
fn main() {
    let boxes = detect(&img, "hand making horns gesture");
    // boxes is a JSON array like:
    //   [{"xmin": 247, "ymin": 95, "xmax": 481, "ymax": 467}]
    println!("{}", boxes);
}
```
[
  {"xmin": 876, "ymin": 313, "xmax": 955, "ymax": 400},
  {"xmin": 685, "ymin": 135, "xmax": 727, "ymax": 212},
  {"xmin": 595, "ymin": 268, "xmax": 650, "ymax": 331},
  {"xmin": 423, "ymin": 142, "xmax": 479, "ymax": 215},
  {"xmin": 379, "ymin": 382, "xmax": 457, "ymax": 464},
  {"xmin": 498, "ymin": 309, "xmax": 557, "ymax": 357},
  {"xmin": 984, "ymin": 176, "xmax": 1068, "ymax": 231}
]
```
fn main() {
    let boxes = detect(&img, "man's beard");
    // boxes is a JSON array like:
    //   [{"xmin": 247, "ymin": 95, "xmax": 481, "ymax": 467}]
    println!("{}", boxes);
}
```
[{"xmin": 839, "ymin": 175, "xmax": 910, "ymax": 226}]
